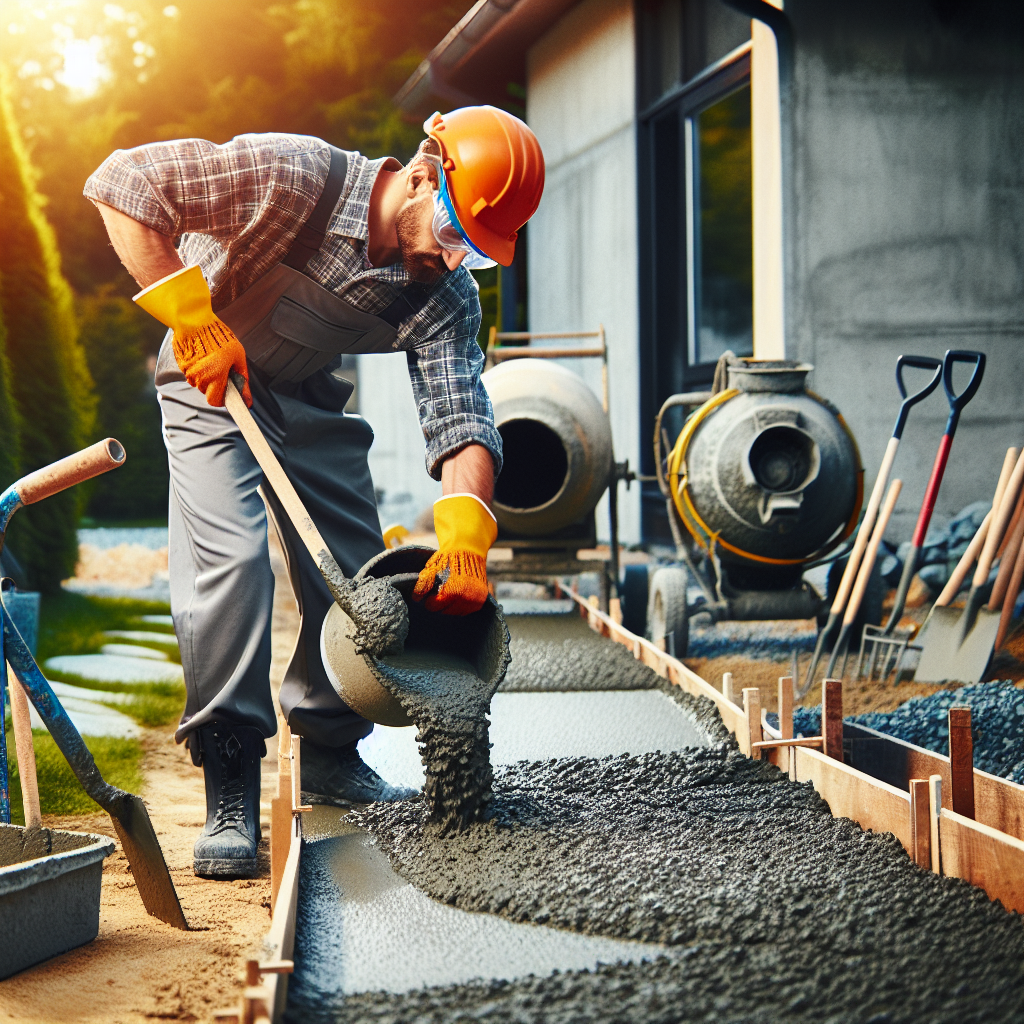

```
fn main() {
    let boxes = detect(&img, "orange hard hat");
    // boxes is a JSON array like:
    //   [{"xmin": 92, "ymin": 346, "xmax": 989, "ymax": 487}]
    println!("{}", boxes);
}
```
[{"xmin": 423, "ymin": 106, "xmax": 545, "ymax": 267}]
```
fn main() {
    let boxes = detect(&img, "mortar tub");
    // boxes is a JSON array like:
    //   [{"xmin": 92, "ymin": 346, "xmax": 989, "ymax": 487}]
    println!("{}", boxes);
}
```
[{"xmin": 0, "ymin": 823, "xmax": 115, "ymax": 979}]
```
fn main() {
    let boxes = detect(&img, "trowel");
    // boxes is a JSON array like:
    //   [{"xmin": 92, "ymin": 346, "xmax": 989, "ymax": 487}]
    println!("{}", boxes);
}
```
[
  {"xmin": 223, "ymin": 374, "xmax": 409, "ymax": 658},
  {"xmin": 222, "ymin": 375, "xmax": 510, "ymax": 723}
]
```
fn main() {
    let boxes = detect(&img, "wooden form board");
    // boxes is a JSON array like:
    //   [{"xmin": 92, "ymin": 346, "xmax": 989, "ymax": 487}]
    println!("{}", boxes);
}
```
[
  {"xmin": 846, "ymin": 723, "xmax": 1024, "ymax": 842},
  {"xmin": 792, "ymin": 745, "xmax": 913, "ymax": 854},
  {"xmin": 263, "ymin": 820, "xmax": 301, "ymax": 1023},
  {"xmin": 569, "ymin": 591, "xmax": 1024, "ymax": 914},
  {"xmin": 939, "ymin": 809, "xmax": 1024, "ymax": 914}
]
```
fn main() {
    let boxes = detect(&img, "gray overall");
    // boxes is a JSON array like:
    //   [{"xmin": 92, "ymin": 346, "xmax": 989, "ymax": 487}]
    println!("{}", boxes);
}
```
[{"xmin": 157, "ymin": 148, "xmax": 430, "ymax": 749}]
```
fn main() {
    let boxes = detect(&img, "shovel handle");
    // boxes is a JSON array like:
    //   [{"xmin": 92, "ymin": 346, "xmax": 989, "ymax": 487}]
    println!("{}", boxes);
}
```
[
  {"xmin": 224, "ymin": 374, "xmax": 346, "ymax": 578},
  {"xmin": 996, "ymin": 536, "xmax": 1024, "ymax": 651},
  {"xmin": 990, "ymin": 479, "xmax": 1024, "ymax": 611},
  {"xmin": 936, "ymin": 447, "xmax": 1018, "ymax": 607},
  {"xmin": 844, "ymin": 479, "xmax": 902, "ymax": 628},
  {"xmin": 15, "ymin": 438, "xmax": 125, "ymax": 506},
  {"xmin": 893, "ymin": 355, "xmax": 943, "ymax": 439},
  {"xmin": 973, "ymin": 448, "xmax": 1024, "ymax": 589},
  {"xmin": 941, "ymin": 350, "xmax": 986, "ymax": 435}
]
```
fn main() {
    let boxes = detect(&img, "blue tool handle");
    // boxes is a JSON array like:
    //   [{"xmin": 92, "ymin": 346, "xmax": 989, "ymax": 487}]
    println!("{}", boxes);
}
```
[
  {"xmin": 892, "ymin": 355, "xmax": 943, "ymax": 439},
  {"xmin": 942, "ymin": 350, "xmax": 986, "ymax": 436},
  {"xmin": 0, "ymin": 605, "xmax": 9, "ymax": 824},
  {"xmin": 1, "ymin": 591, "xmax": 118, "ymax": 808}
]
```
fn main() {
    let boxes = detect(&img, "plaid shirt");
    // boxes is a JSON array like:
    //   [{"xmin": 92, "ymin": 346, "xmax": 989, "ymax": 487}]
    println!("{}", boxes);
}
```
[{"xmin": 83, "ymin": 132, "xmax": 501, "ymax": 478}]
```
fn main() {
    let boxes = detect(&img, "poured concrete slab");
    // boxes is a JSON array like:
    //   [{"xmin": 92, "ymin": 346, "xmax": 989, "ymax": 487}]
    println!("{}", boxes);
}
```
[
  {"xmin": 44, "ymin": 654, "xmax": 183, "ymax": 686},
  {"xmin": 293, "ymin": 812, "xmax": 672, "ymax": 997},
  {"xmin": 359, "ymin": 689, "xmax": 707, "ymax": 794}
]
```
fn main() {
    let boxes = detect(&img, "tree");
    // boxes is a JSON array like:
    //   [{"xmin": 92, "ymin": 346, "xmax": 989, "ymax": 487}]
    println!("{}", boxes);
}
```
[{"xmin": 0, "ymin": 66, "xmax": 95, "ymax": 591}]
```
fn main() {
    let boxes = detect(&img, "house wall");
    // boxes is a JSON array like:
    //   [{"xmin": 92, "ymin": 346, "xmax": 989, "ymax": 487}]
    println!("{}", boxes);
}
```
[
  {"xmin": 526, "ymin": 0, "xmax": 642, "ymax": 544},
  {"xmin": 357, "ymin": 353, "xmax": 442, "ymax": 532},
  {"xmin": 782, "ymin": 0, "xmax": 1024, "ymax": 540}
]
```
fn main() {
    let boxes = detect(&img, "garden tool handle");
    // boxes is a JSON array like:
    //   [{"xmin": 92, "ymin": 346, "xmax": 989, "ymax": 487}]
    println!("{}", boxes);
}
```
[
  {"xmin": 13, "ymin": 438, "xmax": 125, "ymax": 507},
  {"xmin": 844, "ymin": 478, "xmax": 901, "ymax": 628},
  {"xmin": 941, "ymin": 349, "xmax": 985, "ymax": 436},
  {"xmin": 893, "ymin": 355, "xmax": 943, "ymax": 439},
  {"xmin": 935, "ymin": 447, "xmax": 1017, "ymax": 607},
  {"xmin": 224, "ymin": 372, "xmax": 344, "ymax": 577},
  {"xmin": 972, "ymin": 447, "xmax": 1024, "ymax": 589},
  {"xmin": 995, "ymin": 536, "xmax": 1024, "ymax": 651},
  {"xmin": 989, "ymin": 481, "xmax": 1024, "ymax": 612}
]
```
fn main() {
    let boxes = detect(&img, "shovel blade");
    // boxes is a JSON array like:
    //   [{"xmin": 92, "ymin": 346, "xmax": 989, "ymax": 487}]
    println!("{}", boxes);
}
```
[
  {"xmin": 915, "ymin": 606, "xmax": 999, "ymax": 683},
  {"xmin": 106, "ymin": 791, "xmax": 188, "ymax": 930}
]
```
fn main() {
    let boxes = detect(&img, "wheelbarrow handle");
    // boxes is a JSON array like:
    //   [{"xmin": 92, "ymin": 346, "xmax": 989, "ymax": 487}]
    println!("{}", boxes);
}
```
[
  {"xmin": 892, "ymin": 355, "xmax": 942, "ymax": 439},
  {"xmin": 942, "ymin": 349, "xmax": 986, "ymax": 435},
  {"xmin": 0, "ymin": 438, "xmax": 126, "ymax": 541}
]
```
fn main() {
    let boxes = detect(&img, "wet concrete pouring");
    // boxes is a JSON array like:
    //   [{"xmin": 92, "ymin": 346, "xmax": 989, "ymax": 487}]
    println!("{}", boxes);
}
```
[{"xmin": 286, "ymin": 609, "xmax": 1024, "ymax": 1023}]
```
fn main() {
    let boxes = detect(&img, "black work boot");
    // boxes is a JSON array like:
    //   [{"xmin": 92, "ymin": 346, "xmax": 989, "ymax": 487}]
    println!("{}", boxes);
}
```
[
  {"xmin": 301, "ymin": 739, "xmax": 417, "ymax": 807},
  {"xmin": 191, "ymin": 724, "xmax": 264, "ymax": 879}
]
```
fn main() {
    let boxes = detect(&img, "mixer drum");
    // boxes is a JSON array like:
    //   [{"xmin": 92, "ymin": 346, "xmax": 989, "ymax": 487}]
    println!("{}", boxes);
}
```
[
  {"xmin": 481, "ymin": 359, "xmax": 613, "ymax": 536},
  {"xmin": 678, "ymin": 362, "xmax": 861, "ymax": 565}
]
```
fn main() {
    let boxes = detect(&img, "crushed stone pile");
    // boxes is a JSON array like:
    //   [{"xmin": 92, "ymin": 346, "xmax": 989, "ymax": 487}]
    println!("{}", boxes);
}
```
[
  {"xmin": 298, "ymin": 746, "xmax": 1024, "ymax": 1024},
  {"xmin": 787, "ymin": 681, "xmax": 1024, "ymax": 783},
  {"xmin": 687, "ymin": 619, "xmax": 817, "ymax": 662}
]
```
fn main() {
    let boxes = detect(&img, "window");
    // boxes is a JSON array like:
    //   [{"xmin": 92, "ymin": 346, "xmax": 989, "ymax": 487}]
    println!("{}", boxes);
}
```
[{"xmin": 637, "ymin": 1, "xmax": 752, "ymax": 541}]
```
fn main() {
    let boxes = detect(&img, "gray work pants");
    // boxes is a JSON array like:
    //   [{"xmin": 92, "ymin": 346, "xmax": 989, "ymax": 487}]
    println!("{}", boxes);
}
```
[{"xmin": 158, "ymin": 368, "xmax": 383, "ymax": 749}]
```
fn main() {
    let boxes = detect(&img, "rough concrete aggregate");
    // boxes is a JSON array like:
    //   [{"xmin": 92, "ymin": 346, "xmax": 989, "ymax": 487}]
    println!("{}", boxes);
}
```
[
  {"xmin": 687, "ymin": 619, "xmax": 817, "ymax": 661},
  {"xmin": 321, "ymin": 563, "xmax": 409, "ymax": 657},
  {"xmin": 499, "ymin": 613, "xmax": 661, "ymax": 691},
  {"xmin": 339, "ymin": 747, "xmax": 1024, "ymax": 1024}
]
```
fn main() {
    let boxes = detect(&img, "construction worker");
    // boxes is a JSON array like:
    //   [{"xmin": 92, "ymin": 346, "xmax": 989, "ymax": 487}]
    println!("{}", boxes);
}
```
[{"xmin": 84, "ymin": 107, "xmax": 545, "ymax": 879}]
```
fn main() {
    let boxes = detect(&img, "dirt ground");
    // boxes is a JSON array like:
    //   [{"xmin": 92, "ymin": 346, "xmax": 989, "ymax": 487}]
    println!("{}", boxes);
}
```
[{"xmin": 2, "ymin": 535, "xmax": 299, "ymax": 1024}]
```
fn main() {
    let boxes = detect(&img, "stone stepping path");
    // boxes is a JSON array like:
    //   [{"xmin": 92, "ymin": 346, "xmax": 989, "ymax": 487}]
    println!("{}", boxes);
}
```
[
  {"xmin": 44, "ymin": 653, "xmax": 184, "ymax": 686},
  {"xmin": 29, "ymin": 680, "xmax": 141, "ymax": 739},
  {"xmin": 99, "ymin": 643, "xmax": 169, "ymax": 661},
  {"xmin": 103, "ymin": 629, "xmax": 179, "ymax": 649},
  {"xmin": 139, "ymin": 615, "xmax": 174, "ymax": 627}
]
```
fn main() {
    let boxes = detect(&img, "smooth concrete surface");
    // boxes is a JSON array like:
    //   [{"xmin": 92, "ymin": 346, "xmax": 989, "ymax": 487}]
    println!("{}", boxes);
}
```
[
  {"xmin": 294, "ymin": 812, "xmax": 671, "ymax": 996},
  {"xmin": 359, "ymin": 688, "xmax": 708, "ymax": 792},
  {"xmin": 526, "ymin": 0, "xmax": 641, "ymax": 545}
]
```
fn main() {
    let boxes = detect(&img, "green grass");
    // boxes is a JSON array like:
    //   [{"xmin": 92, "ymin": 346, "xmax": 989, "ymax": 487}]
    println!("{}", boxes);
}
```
[
  {"xmin": 3, "ymin": 725, "xmax": 143, "ymax": 824},
  {"xmin": 38, "ymin": 590, "xmax": 173, "ymax": 662},
  {"xmin": 32, "ymin": 590, "xmax": 186, "ymax": 729}
]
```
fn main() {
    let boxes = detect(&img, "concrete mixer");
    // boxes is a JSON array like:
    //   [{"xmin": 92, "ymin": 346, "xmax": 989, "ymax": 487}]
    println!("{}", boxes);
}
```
[
  {"xmin": 645, "ymin": 358, "xmax": 863, "ymax": 655},
  {"xmin": 480, "ymin": 329, "xmax": 633, "ymax": 609}
]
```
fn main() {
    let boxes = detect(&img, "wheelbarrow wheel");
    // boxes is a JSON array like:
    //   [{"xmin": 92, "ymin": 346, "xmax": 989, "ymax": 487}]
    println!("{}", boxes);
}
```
[{"xmin": 648, "ymin": 567, "xmax": 690, "ymax": 658}]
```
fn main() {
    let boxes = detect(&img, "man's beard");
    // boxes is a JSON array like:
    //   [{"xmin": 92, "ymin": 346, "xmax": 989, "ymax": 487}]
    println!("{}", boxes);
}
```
[{"xmin": 395, "ymin": 202, "xmax": 447, "ymax": 284}]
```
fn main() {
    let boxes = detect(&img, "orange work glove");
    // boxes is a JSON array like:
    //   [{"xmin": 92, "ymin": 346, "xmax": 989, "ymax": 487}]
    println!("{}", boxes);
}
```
[
  {"xmin": 134, "ymin": 265, "xmax": 251, "ymax": 408},
  {"xmin": 413, "ymin": 494, "xmax": 498, "ymax": 615}
]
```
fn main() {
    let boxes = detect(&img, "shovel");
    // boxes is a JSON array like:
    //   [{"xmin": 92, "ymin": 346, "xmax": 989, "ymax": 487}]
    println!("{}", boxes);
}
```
[
  {"xmin": 222, "ymin": 373, "xmax": 408, "ymax": 656},
  {"xmin": 915, "ymin": 446, "xmax": 1024, "ymax": 683},
  {"xmin": 859, "ymin": 350, "xmax": 985, "ymax": 675},
  {"xmin": 0, "ymin": 440, "xmax": 188, "ymax": 930},
  {"xmin": 797, "ymin": 355, "xmax": 941, "ymax": 698}
]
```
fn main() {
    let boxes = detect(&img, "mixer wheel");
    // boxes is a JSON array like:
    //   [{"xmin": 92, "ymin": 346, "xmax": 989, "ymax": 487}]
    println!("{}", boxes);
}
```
[{"xmin": 647, "ymin": 567, "xmax": 690, "ymax": 658}]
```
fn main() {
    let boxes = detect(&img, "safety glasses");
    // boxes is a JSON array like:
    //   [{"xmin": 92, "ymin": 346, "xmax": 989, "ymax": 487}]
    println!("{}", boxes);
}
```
[{"xmin": 421, "ymin": 152, "xmax": 496, "ymax": 270}]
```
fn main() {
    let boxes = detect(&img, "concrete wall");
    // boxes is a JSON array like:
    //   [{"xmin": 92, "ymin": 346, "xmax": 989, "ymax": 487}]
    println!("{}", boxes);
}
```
[
  {"xmin": 357, "ymin": 353, "xmax": 441, "ymax": 532},
  {"xmin": 526, "ymin": 0, "xmax": 642, "ymax": 544},
  {"xmin": 782, "ymin": 0, "xmax": 1024, "ymax": 540}
]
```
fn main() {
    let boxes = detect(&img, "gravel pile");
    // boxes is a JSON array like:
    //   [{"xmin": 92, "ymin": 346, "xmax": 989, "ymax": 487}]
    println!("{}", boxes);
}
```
[
  {"xmin": 292, "ymin": 747, "xmax": 1024, "ymax": 1023},
  {"xmin": 688, "ymin": 619, "xmax": 817, "ymax": 662},
  {"xmin": 781, "ymin": 681, "xmax": 1024, "ymax": 784}
]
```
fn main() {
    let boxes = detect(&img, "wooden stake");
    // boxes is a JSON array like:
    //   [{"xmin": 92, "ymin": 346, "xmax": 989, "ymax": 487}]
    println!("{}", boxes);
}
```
[
  {"xmin": 722, "ymin": 672, "xmax": 734, "ymax": 704},
  {"xmin": 910, "ymin": 778, "xmax": 931, "ymax": 869},
  {"xmin": 778, "ymin": 676, "xmax": 793, "ymax": 739},
  {"xmin": 270, "ymin": 716, "xmax": 292, "ymax": 913},
  {"xmin": 743, "ymin": 687, "xmax": 762, "ymax": 759},
  {"xmin": 822, "ymin": 679, "xmax": 843, "ymax": 762},
  {"xmin": 948, "ymin": 706, "xmax": 975, "ymax": 819},
  {"xmin": 8, "ymin": 665, "xmax": 40, "ymax": 829},
  {"xmin": 929, "ymin": 774, "xmax": 943, "ymax": 874}
]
